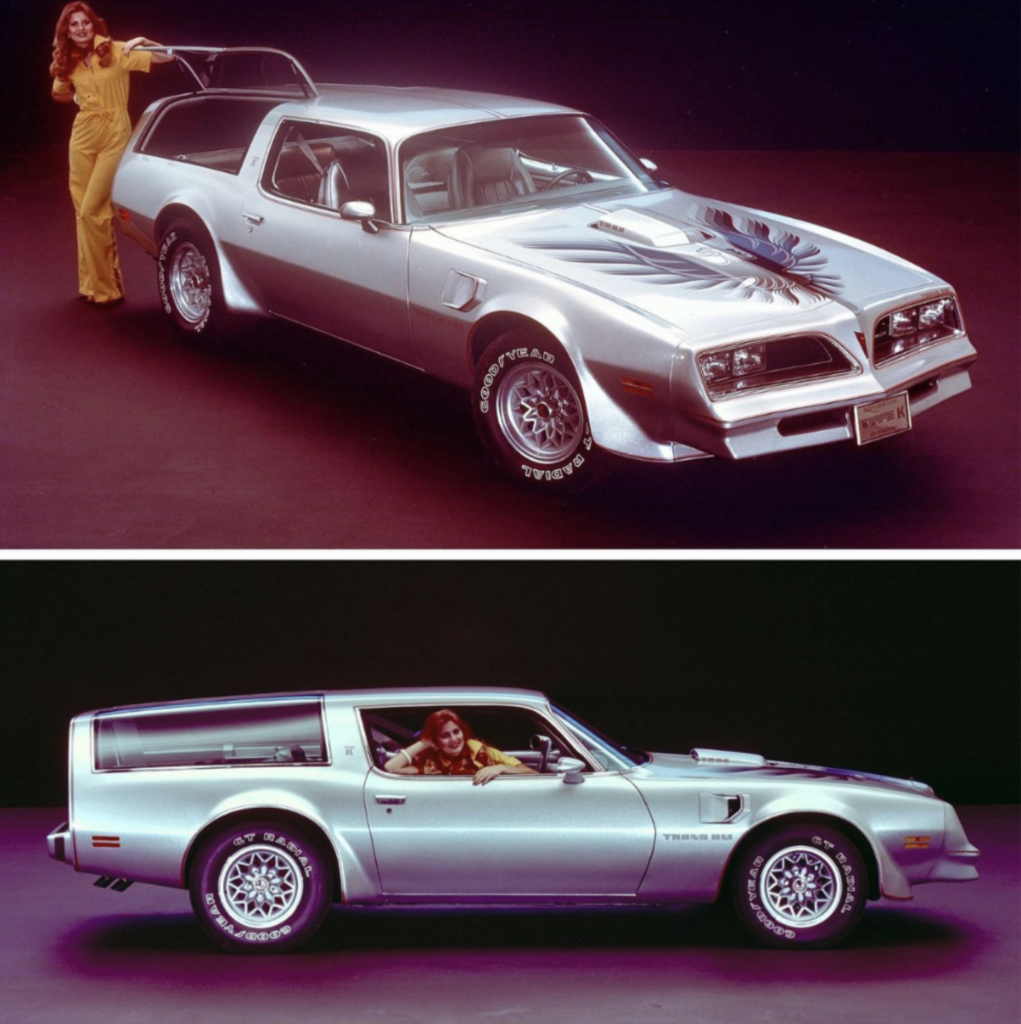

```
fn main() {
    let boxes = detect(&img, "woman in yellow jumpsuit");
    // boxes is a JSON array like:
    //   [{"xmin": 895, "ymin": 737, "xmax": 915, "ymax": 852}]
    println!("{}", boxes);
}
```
[{"xmin": 50, "ymin": 3, "xmax": 172, "ymax": 304}]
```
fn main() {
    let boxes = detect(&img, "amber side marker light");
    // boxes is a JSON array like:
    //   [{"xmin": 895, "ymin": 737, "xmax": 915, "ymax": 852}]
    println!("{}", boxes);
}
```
[
  {"xmin": 904, "ymin": 836, "xmax": 931, "ymax": 850},
  {"xmin": 622, "ymin": 378, "xmax": 654, "ymax": 398}
]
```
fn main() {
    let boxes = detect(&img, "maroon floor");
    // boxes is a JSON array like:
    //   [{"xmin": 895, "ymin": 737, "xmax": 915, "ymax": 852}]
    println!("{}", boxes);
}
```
[
  {"xmin": 5, "ymin": 806, "xmax": 1018, "ymax": 1024},
  {"xmin": 1, "ymin": 148, "xmax": 1017, "ymax": 548}
]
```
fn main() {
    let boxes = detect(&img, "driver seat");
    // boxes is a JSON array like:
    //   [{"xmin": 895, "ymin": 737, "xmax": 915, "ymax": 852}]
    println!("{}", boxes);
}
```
[{"xmin": 447, "ymin": 146, "xmax": 538, "ymax": 209}]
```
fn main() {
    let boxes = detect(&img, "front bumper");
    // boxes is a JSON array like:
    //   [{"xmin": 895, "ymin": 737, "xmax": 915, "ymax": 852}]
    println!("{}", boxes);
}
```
[
  {"xmin": 675, "ymin": 351, "xmax": 974, "ymax": 462},
  {"xmin": 924, "ymin": 804, "xmax": 980, "ymax": 884}
]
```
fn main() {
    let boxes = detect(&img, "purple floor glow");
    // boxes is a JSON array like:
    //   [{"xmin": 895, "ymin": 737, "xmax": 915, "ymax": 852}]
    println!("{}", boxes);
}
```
[{"xmin": 4, "ymin": 806, "xmax": 1018, "ymax": 1024}]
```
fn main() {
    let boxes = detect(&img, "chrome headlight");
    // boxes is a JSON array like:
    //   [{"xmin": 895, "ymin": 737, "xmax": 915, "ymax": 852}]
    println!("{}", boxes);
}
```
[
  {"xmin": 874, "ymin": 296, "xmax": 962, "ymax": 365},
  {"xmin": 697, "ymin": 335, "xmax": 856, "ymax": 399}
]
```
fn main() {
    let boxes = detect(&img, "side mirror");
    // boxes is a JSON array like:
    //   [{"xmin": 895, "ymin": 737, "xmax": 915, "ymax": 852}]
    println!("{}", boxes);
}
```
[
  {"xmin": 556, "ymin": 756, "xmax": 586, "ymax": 784},
  {"xmin": 341, "ymin": 200, "xmax": 379, "ymax": 234},
  {"xmin": 639, "ymin": 157, "xmax": 658, "ymax": 174}
]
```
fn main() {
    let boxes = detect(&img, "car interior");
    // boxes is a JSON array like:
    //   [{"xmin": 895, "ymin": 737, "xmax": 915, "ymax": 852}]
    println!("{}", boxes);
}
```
[{"xmin": 266, "ymin": 123, "xmax": 391, "ymax": 219}]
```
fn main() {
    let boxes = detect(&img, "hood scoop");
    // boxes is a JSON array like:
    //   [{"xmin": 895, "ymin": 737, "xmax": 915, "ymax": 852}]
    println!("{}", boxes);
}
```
[
  {"xmin": 691, "ymin": 748, "xmax": 768, "ymax": 767},
  {"xmin": 591, "ymin": 209, "xmax": 693, "ymax": 248}
]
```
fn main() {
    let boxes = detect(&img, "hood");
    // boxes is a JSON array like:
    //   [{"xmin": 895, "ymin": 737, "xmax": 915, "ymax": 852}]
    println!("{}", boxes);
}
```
[
  {"xmin": 642, "ymin": 749, "xmax": 933, "ymax": 796},
  {"xmin": 432, "ymin": 188, "xmax": 938, "ymax": 335}
]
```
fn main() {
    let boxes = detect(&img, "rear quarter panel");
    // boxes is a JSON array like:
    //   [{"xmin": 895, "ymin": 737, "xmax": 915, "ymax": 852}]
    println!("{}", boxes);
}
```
[{"xmin": 68, "ymin": 702, "xmax": 381, "ymax": 900}]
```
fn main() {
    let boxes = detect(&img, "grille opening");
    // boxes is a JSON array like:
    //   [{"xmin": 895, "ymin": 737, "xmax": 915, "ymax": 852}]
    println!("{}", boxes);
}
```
[{"xmin": 777, "ymin": 409, "xmax": 849, "ymax": 437}]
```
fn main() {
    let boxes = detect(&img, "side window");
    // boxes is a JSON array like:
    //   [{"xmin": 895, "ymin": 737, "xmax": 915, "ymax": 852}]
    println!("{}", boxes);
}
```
[
  {"xmin": 360, "ymin": 705, "xmax": 585, "ymax": 774},
  {"xmin": 95, "ymin": 699, "xmax": 327, "ymax": 770},
  {"xmin": 264, "ymin": 120, "xmax": 391, "ymax": 220},
  {"xmin": 139, "ymin": 97, "xmax": 281, "ymax": 173}
]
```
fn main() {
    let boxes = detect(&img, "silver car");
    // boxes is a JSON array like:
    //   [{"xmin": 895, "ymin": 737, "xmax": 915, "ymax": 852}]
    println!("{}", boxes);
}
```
[
  {"xmin": 111, "ymin": 48, "xmax": 977, "ymax": 488},
  {"xmin": 48, "ymin": 687, "xmax": 979, "ymax": 952}
]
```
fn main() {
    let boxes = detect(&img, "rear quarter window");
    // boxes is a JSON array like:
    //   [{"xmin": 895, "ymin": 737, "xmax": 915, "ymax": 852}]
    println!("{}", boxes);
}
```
[
  {"xmin": 139, "ymin": 96, "xmax": 282, "ymax": 173},
  {"xmin": 95, "ymin": 698, "xmax": 327, "ymax": 770}
]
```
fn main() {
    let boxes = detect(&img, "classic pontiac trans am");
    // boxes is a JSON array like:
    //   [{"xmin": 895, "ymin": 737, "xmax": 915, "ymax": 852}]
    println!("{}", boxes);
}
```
[
  {"xmin": 48, "ymin": 688, "xmax": 979, "ymax": 952},
  {"xmin": 110, "ymin": 48, "xmax": 977, "ymax": 488}
]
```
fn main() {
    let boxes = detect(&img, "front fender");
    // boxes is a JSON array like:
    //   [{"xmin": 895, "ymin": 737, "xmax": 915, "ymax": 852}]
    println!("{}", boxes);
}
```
[
  {"xmin": 409, "ymin": 228, "xmax": 698, "ymax": 461},
  {"xmin": 750, "ymin": 791, "xmax": 945, "ymax": 900}
]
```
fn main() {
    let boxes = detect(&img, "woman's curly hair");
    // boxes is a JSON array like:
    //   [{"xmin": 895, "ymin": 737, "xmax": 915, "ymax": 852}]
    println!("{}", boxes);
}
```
[{"xmin": 50, "ymin": 3, "xmax": 112, "ymax": 80}]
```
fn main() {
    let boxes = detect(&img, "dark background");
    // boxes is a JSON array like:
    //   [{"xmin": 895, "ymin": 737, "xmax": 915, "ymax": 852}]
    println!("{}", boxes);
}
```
[
  {"xmin": 6, "ymin": 0, "xmax": 1018, "ymax": 154},
  {"xmin": 2, "ymin": 560, "xmax": 1017, "ymax": 807}
]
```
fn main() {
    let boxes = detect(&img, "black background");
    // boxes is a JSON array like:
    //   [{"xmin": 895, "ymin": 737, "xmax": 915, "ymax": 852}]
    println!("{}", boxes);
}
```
[
  {"xmin": 2, "ymin": 560, "xmax": 1017, "ymax": 807},
  {"xmin": 7, "ymin": 0, "xmax": 1018, "ymax": 153}
]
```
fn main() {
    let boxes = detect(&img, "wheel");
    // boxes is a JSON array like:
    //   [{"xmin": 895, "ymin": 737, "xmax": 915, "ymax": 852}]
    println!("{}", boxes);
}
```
[
  {"xmin": 731, "ymin": 823, "xmax": 868, "ymax": 949},
  {"xmin": 472, "ymin": 331, "xmax": 612, "ymax": 490},
  {"xmin": 189, "ymin": 820, "xmax": 332, "ymax": 953},
  {"xmin": 158, "ymin": 221, "xmax": 246, "ymax": 339}
]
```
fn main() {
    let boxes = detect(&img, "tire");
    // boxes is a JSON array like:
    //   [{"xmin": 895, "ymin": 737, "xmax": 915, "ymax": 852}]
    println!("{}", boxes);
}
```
[
  {"xmin": 731, "ymin": 823, "xmax": 868, "ymax": 949},
  {"xmin": 472, "ymin": 331, "xmax": 612, "ymax": 490},
  {"xmin": 158, "ymin": 221, "xmax": 246, "ymax": 340},
  {"xmin": 189, "ymin": 820, "xmax": 332, "ymax": 953}
]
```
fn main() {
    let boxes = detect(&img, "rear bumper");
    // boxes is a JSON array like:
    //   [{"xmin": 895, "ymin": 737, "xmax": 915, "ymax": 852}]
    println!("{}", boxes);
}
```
[{"xmin": 47, "ymin": 822, "xmax": 73, "ymax": 865}]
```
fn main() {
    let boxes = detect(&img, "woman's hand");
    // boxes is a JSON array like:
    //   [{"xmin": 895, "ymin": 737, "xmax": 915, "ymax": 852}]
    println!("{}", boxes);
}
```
[
  {"xmin": 124, "ymin": 37, "xmax": 175, "ymax": 62},
  {"xmin": 472, "ymin": 765, "xmax": 506, "ymax": 786},
  {"xmin": 473, "ymin": 762, "xmax": 537, "ymax": 785}
]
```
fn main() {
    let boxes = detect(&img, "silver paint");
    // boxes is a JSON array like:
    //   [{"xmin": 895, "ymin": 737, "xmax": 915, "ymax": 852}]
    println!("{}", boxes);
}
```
[
  {"xmin": 51, "ymin": 687, "xmax": 979, "ymax": 914},
  {"xmin": 109, "ymin": 55, "xmax": 978, "ymax": 464}
]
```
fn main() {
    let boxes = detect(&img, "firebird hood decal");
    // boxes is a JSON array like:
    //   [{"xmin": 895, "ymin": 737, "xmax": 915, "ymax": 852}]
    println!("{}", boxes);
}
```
[
  {"xmin": 513, "ymin": 235, "xmax": 821, "ymax": 306},
  {"xmin": 689, "ymin": 204, "xmax": 845, "ymax": 296},
  {"xmin": 434, "ymin": 189, "xmax": 939, "ymax": 330},
  {"xmin": 515, "ymin": 204, "xmax": 844, "ymax": 306}
]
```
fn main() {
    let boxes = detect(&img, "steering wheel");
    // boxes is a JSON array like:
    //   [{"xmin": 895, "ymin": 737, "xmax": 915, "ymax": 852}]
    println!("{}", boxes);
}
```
[{"xmin": 543, "ymin": 168, "xmax": 593, "ymax": 190}]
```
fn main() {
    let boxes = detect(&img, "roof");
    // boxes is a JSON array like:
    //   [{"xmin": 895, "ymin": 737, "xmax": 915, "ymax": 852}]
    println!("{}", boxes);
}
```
[
  {"xmin": 82, "ymin": 686, "xmax": 550, "ymax": 717},
  {"xmin": 271, "ymin": 84, "xmax": 581, "ymax": 144}
]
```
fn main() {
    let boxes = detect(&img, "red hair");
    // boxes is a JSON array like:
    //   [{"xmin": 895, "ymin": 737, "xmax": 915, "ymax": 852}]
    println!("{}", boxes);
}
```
[
  {"xmin": 50, "ymin": 3, "xmax": 112, "ymax": 80},
  {"xmin": 420, "ymin": 709, "xmax": 475, "ymax": 747}
]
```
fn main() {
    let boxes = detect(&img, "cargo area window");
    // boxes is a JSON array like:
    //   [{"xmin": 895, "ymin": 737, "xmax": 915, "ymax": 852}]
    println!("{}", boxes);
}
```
[
  {"xmin": 139, "ymin": 96, "xmax": 282, "ymax": 173},
  {"xmin": 95, "ymin": 698, "xmax": 327, "ymax": 770}
]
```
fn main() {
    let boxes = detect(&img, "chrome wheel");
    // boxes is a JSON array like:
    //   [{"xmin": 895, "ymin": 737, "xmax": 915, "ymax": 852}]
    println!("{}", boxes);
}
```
[
  {"xmin": 169, "ymin": 242, "xmax": 212, "ymax": 324},
  {"xmin": 218, "ymin": 844, "xmax": 304, "ymax": 928},
  {"xmin": 759, "ymin": 845, "xmax": 841, "ymax": 928},
  {"xmin": 495, "ymin": 363, "xmax": 585, "ymax": 463}
]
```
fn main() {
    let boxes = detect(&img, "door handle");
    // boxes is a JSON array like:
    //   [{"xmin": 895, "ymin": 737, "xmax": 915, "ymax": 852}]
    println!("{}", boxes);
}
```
[
  {"xmin": 243, "ymin": 213, "xmax": 264, "ymax": 226},
  {"xmin": 375, "ymin": 795, "xmax": 406, "ymax": 805}
]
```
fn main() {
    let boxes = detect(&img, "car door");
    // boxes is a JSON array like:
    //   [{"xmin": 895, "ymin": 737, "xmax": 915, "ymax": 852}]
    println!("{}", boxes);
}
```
[
  {"xmin": 229, "ymin": 119, "xmax": 420, "ymax": 368},
  {"xmin": 361, "ymin": 706, "xmax": 655, "ymax": 899}
]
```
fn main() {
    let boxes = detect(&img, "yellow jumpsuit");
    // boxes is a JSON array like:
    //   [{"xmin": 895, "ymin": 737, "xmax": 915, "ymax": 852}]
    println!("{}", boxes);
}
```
[{"xmin": 52, "ymin": 37, "xmax": 151, "ymax": 304}]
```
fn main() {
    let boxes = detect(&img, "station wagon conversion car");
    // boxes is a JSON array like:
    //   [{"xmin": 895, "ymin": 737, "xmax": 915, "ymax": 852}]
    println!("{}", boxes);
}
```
[
  {"xmin": 107, "ymin": 47, "xmax": 978, "ymax": 489},
  {"xmin": 48, "ymin": 687, "xmax": 980, "ymax": 952}
]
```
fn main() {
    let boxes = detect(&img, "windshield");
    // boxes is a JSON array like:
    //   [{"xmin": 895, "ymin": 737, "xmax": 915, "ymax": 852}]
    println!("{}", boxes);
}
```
[
  {"xmin": 400, "ymin": 114, "xmax": 657, "ymax": 224},
  {"xmin": 550, "ymin": 703, "xmax": 649, "ymax": 770}
]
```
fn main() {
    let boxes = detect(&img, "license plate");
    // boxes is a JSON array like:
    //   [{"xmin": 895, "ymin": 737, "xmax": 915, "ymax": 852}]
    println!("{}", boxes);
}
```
[{"xmin": 853, "ymin": 392, "xmax": 912, "ymax": 445}]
